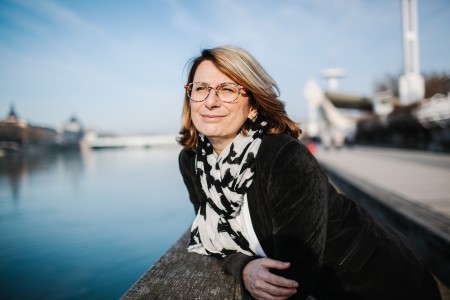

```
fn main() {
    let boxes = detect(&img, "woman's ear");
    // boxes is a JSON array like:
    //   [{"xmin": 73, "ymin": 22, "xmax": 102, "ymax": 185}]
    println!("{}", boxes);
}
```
[{"xmin": 248, "ymin": 108, "xmax": 258, "ymax": 122}]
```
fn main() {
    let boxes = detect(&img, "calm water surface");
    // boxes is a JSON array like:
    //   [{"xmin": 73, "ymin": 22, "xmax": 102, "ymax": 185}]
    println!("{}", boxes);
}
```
[{"xmin": 0, "ymin": 146, "xmax": 193, "ymax": 299}]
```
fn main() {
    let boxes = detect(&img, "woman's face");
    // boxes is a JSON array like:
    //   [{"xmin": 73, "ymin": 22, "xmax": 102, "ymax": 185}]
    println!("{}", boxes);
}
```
[{"xmin": 190, "ymin": 60, "xmax": 255, "ymax": 150}]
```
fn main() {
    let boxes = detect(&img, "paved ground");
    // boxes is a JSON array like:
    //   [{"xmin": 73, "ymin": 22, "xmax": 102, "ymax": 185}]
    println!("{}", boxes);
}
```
[{"xmin": 315, "ymin": 146, "xmax": 450, "ymax": 219}]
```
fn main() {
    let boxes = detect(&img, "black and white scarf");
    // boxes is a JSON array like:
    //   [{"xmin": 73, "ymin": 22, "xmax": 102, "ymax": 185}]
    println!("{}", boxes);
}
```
[{"xmin": 188, "ymin": 119, "xmax": 267, "ymax": 258}]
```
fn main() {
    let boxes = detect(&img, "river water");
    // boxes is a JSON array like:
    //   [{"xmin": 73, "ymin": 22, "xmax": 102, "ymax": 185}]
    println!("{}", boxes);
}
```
[{"xmin": 0, "ymin": 146, "xmax": 193, "ymax": 299}]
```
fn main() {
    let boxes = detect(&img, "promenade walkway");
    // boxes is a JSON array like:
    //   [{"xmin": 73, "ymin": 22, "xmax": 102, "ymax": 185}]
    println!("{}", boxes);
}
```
[{"xmin": 315, "ymin": 146, "xmax": 450, "ymax": 218}]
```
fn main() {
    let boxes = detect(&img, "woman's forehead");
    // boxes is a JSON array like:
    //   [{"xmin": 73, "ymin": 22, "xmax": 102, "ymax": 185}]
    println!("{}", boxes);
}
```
[{"xmin": 193, "ymin": 61, "xmax": 234, "ymax": 84}]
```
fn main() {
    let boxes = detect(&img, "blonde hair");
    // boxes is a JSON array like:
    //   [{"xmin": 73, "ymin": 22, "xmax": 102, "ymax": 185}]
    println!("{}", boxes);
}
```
[{"xmin": 178, "ymin": 46, "xmax": 301, "ymax": 150}]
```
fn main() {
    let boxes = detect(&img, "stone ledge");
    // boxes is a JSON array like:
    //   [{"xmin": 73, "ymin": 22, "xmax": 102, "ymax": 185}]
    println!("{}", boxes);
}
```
[
  {"xmin": 121, "ymin": 230, "xmax": 243, "ymax": 299},
  {"xmin": 320, "ymin": 160, "xmax": 450, "ymax": 288}
]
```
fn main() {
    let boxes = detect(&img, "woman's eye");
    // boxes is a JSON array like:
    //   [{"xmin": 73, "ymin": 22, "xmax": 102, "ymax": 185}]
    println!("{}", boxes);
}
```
[
  {"xmin": 220, "ymin": 85, "xmax": 237, "ymax": 93},
  {"xmin": 195, "ymin": 85, "xmax": 207, "ymax": 92}
]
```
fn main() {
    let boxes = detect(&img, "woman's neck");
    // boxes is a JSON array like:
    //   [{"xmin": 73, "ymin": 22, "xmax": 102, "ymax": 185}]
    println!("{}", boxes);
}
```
[{"xmin": 208, "ymin": 137, "xmax": 233, "ymax": 157}]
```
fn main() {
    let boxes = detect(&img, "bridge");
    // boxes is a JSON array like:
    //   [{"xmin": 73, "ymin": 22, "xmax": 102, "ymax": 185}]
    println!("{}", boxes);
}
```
[{"xmin": 84, "ymin": 133, "xmax": 178, "ymax": 149}]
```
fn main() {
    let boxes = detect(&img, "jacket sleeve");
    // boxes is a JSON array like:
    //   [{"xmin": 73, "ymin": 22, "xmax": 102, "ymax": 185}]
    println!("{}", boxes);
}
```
[
  {"xmin": 178, "ymin": 149, "xmax": 259, "ymax": 287},
  {"xmin": 266, "ymin": 140, "xmax": 328, "ymax": 299}
]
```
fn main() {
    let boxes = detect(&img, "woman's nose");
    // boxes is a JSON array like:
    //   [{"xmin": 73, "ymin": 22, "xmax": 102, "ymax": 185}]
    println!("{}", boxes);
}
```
[{"xmin": 204, "ymin": 88, "xmax": 220, "ymax": 109}]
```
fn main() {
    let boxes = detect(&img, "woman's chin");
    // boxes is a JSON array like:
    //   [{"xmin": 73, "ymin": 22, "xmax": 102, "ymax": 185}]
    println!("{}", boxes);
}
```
[{"xmin": 198, "ymin": 126, "xmax": 224, "ymax": 138}]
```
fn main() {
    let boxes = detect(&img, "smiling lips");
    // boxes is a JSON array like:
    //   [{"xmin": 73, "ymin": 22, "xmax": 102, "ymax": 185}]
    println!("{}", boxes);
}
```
[{"xmin": 201, "ymin": 114, "xmax": 225, "ymax": 121}]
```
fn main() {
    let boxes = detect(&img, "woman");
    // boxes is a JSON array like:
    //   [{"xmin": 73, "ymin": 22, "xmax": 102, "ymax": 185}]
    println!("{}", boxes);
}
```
[{"xmin": 178, "ymin": 46, "xmax": 441, "ymax": 300}]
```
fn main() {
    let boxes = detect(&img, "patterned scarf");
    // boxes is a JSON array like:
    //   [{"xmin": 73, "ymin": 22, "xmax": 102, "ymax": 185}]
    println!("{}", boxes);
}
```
[{"xmin": 188, "ymin": 118, "xmax": 267, "ymax": 258}]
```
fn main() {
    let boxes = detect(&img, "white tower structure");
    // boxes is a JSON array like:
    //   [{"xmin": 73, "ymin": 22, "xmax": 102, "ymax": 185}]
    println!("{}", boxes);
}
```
[
  {"xmin": 304, "ymin": 80, "xmax": 355, "ymax": 146},
  {"xmin": 322, "ymin": 67, "xmax": 345, "ymax": 91},
  {"xmin": 399, "ymin": 0, "xmax": 425, "ymax": 105}
]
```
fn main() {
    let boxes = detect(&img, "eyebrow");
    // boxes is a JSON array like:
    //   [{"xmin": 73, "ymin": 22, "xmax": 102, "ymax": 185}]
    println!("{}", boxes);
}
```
[{"xmin": 192, "ymin": 81, "xmax": 239, "ymax": 85}]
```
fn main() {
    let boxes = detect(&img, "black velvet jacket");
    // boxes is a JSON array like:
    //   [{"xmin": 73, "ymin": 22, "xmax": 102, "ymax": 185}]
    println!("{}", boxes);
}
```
[{"xmin": 179, "ymin": 134, "xmax": 441, "ymax": 300}]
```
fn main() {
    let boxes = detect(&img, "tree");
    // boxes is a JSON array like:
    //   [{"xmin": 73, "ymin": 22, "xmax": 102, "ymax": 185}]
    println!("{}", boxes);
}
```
[
  {"xmin": 374, "ymin": 73, "xmax": 400, "ymax": 97},
  {"xmin": 374, "ymin": 72, "xmax": 450, "ymax": 99},
  {"xmin": 424, "ymin": 72, "xmax": 450, "ymax": 98}
]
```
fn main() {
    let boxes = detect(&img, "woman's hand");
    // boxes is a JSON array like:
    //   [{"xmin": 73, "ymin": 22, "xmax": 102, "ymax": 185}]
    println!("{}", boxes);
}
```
[{"xmin": 242, "ymin": 258, "xmax": 299, "ymax": 300}]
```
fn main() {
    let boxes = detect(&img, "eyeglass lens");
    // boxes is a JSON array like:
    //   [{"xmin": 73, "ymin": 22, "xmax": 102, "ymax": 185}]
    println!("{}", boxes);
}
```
[{"xmin": 188, "ymin": 82, "xmax": 240, "ymax": 102}]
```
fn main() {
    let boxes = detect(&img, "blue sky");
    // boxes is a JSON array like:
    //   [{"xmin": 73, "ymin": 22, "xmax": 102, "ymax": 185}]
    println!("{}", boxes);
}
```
[{"xmin": 0, "ymin": 0, "xmax": 449, "ymax": 135}]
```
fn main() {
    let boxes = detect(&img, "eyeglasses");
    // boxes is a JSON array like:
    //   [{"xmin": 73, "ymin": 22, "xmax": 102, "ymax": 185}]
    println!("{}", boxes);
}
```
[{"xmin": 184, "ymin": 82, "xmax": 245, "ymax": 103}]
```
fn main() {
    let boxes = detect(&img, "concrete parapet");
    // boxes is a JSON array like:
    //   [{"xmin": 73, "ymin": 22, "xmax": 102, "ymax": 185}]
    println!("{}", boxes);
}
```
[
  {"xmin": 121, "ymin": 230, "xmax": 243, "ymax": 299},
  {"xmin": 320, "ymin": 160, "xmax": 450, "ymax": 288}
]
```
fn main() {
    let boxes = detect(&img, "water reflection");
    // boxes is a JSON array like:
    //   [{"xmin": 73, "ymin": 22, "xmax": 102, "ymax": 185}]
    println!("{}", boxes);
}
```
[
  {"xmin": 0, "ymin": 150, "xmax": 86, "ymax": 203},
  {"xmin": 0, "ymin": 146, "xmax": 193, "ymax": 300}
]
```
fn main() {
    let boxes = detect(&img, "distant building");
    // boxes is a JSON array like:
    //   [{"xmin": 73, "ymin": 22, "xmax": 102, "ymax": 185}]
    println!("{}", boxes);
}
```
[
  {"xmin": 0, "ymin": 105, "xmax": 87, "ymax": 152},
  {"xmin": 303, "ymin": 80, "xmax": 360, "ymax": 148},
  {"xmin": 0, "ymin": 104, "xmax": 56, "ymax": 151},
  {"xmin": 56, "ymin": 115, "xmax": 85, "ymax": 148}
]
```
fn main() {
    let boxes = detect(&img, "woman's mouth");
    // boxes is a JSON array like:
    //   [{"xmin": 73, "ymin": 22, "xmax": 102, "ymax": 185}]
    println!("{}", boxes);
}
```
[{"xmin": 201, "ymin": 114, "xmax": 224, "ymax": 121}]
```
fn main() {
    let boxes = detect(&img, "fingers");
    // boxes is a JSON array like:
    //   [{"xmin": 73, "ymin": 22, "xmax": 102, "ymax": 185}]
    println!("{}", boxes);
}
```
[
  {"xmin": 260, "ymin": 258, "xmax": 292, "ymax": 270},
  {"xmin": 243, "ymin": 258, "xmax": 299, "ymax": 299},
  {"xmin": 262, "ymin": 270, "xmax": 298, "ymax": 289},
  {"xmin": 261, "ymin": 282, "xmax": 297, "ymax": 298},
  {"xmin": 259, "ymin": 258, "xmax": 298, "ymax": 289},
  {"xmin": 249, "ymin": 277, "xmax": 296, "ymax": 300}
]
